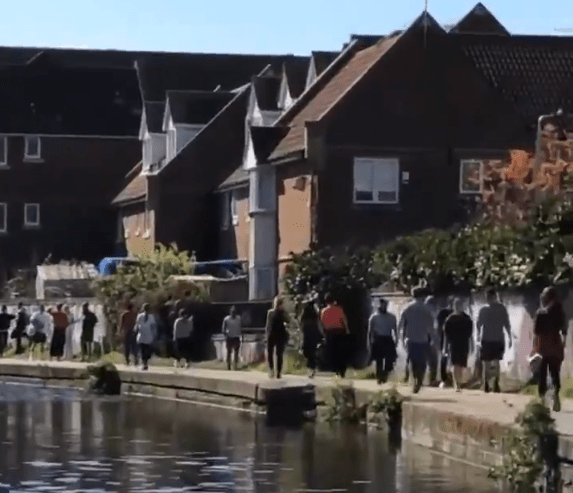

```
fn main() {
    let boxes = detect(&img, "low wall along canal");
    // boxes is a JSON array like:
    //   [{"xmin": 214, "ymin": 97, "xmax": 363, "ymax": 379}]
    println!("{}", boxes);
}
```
[{"xmin": 2, "ymin": 358, "xmax": 573, "ymax": 483}]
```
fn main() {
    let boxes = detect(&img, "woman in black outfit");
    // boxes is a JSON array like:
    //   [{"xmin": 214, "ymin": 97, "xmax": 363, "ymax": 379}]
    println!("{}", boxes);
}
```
[
  {"xmin": 444, "ymin": 298, "xmax": 473, "ymax": 392},
  {"xmin": 265, "ymin": 296, "xmax": 289, "ymax": 379},
  {"xmin": 300, "ymin": 301, "xmax": 322, "ymax": 378},
  {"xmin": 532, "ymin": 286, "xmax": 567, "ymax": 412}
]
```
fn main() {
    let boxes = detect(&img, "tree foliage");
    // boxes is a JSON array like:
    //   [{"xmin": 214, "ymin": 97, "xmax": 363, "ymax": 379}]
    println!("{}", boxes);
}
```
[
  {"xmin": 93, "ymin": 244, "xmax": 205, "ymax": 344},
  {"xmin": 375, "ymin": 195, "xmax": 573, "ymax": 293}
]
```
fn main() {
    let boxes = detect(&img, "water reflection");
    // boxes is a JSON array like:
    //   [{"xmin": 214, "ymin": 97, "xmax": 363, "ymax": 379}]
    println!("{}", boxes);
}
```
[{"xmin": 0, "ymin": 380, "xmax": 496, "ymax": 492}]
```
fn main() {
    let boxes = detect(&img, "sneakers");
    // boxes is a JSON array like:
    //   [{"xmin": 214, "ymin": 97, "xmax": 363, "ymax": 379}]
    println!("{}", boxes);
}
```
[
  {"xmin": 553, "ymin": 395, "xmax": 561, "ymax": 412},
  {"xmin": 493, "ymin": 380, "xmax": 501, "ymax": 393},
  {"xmin": 268, "ymin": 370, "xmax": 275, "ymax": 379}
]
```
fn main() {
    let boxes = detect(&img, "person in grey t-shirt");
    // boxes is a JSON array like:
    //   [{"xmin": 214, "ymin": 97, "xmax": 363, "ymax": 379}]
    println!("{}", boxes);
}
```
[
  {"xmin": 476, "ymin": 288, "xmax": 512, "ymax": 393},
  {"xmin": 222, "ymin": 306, "xmax": 242, "ymax": 371},
  {"xmin": 369, "ymin": 298, "xmax": 398, "ymax": 384},
  {"xmin": 399, "ymin": 287, "xmax": 435, "ymax": 393}
]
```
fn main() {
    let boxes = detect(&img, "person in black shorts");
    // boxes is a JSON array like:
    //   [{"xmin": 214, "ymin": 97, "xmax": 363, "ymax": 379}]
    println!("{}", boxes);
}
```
[
  {"xmin": 0, "ymin": 306, "xmax": 15, "ymax": 356},
  {"xmin": 444, "ymin": 298, "xmax": 474, "ymax": 392}
]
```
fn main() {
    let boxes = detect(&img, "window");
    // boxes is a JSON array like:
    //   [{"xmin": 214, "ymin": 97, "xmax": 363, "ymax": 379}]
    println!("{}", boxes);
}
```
[
  {"xmin": 460, "ymin": 159, "xmax": 483, "ymax": 193},
  {"xmin": 255, "ymin": 169, "xmax": 274, "ymax": 211},
  {"xmin": 231, "ymin": 190, "xmax": 239, "ymax": 225},
  {"xmin": 0, "ymin": 136, "xmax": 7, "ymax": 166},
  {"xmin": 221, "ymin": 192, "xmax": 230, "ymax": 230},
  {"xmin": 24, "ymin": 203, "xmax": 40, "ymax": 227},
  {"xmin": 25, "ymin": 136, "xmax": 41, "ymax": 159},
  {"xmin": 0, "ymin": 203, "xmax": 6, "ymax": 233},
  {"xmin": 353, "ymin": 158, "xmax": 399, "ymax": 204}
]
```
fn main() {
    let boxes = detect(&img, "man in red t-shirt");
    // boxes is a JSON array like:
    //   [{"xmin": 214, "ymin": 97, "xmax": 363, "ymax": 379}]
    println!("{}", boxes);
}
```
[{"xmin": 320, "ymin": 293, "xmax": 349, "ymax": 378}]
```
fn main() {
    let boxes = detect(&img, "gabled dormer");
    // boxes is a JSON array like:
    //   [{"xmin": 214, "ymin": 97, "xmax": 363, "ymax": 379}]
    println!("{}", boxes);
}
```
[
  {"xmin": 305, "ymin": 51, "xmax": 339, "ymax": 90},
  {"xmin": 140, "ymin": 102, "xmax": 167, "ymax": 173},
  {"xmin": 277, "ymin": 60, "xmax": 308, "ymax": 111},
  {"xmin": 244, "ymin": 76, "xmax": 282, "ymax": 170},
  {"xmin": 163, "ymin": 90, "xmax": 234, "ymax": 163},
  {"xmin": 449, "ymin": 3, "xmax": 509, "ymax": 35}
]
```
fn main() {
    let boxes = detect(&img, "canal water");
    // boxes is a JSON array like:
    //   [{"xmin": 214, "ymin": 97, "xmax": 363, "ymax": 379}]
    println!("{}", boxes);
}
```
[{"xmin": 0, "ymin": 381, "xmax": 498, "ymax": 493}]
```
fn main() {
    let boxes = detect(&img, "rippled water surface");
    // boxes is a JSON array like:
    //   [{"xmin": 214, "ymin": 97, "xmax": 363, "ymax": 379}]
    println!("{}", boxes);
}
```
[{"xmin": 0, "ymin": 380, "xmax": 497, "ymax": 492}]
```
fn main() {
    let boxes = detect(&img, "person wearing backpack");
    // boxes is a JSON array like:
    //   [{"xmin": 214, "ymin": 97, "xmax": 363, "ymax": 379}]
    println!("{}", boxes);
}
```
[{"xmin": 265, "ymin": 296, "xmax": 289, "ymax": 379}]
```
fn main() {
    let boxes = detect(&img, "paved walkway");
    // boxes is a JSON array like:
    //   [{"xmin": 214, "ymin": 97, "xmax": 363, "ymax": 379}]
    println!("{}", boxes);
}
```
[{"xmin": 1, "ymin": 358, "xmax": 573, "ymax": 437}]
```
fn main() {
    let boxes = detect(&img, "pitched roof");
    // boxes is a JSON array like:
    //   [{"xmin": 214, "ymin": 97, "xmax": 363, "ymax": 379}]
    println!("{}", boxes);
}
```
[
  {"xmin": 0, "ymin": 63, "xmax": 141, "ymax": 136},
  {"xmin": 450, "ymin": 3, "xmax": 509, "ymax": 36},
  {"xmin": 252, "ymin": 76, "xmax": 281, "ymax": 111},
  {"xmin": 458, "ymin": 33, "xmax": 573, "ymax": 124},
  {"xmin": 136, "ymin": 53, "xmax": 309, "ymax": 102},
  {"xmin": 269, "ymin": 35, "xmax": 401, "ymax": 160},
  {"xmin": 218, "ymin": 166, "xmax": 249, "ymax": 190},
  {"xmin": 166, "ymin": 90, "xmax": 235, "ymax": 125},
  {"xmin": 144, "ymin": 102, "xmax": 165, "ymax": 134},
  {"xmin": 112, "ymin": 170, "xmax": 147, "ymax": 205},
  {"xmin": 311, "ymin": 51, "xmax": 339, "ymax": 77}
]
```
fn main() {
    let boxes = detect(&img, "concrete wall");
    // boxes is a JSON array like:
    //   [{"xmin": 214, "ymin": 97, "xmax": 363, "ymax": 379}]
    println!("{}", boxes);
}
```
[
  {"xmin": 2, "ymin": 299, "xmax": 107, "ymax": 355},
  {"xmin": 373, "ymin": 288, "xmax": 573, "ymax": 382}
]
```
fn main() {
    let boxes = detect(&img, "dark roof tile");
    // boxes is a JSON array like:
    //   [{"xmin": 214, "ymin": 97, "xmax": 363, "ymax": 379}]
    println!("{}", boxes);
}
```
[
  {"xmin": 0, "ymin": 63, "xmax": 141, "ymax": 135},
  {"xmin": 251, "ymin": 126, "xmax": 289, "ymax": 162},
  {"xmin": 218, "ymin": 166, "xmax": 249, "ymax": 190},
  {"xmin": 312, "ymin": 51, "xmax": 339, "ymax": 77},
  {"xmin": 112, "ymin": 171, "xmax": 147, "ymax": 205},
  {"xmin": 136, "ymin": 53, "xmax": 309, "ymax": 102},
  {"xmin": 252, "ymin": 76, "xmax": 281, "ymax": 111},
  {"xmin": 284, "ymin": 58, "xmax": 309, "ymax": 98},
  {"xmin": 166, "ymin": 90, "xmax": 235, "ymax": 125},
  {"xmin": 458, "ymin": 34, "xmax": 573, "ymax": 123},
  {"xmin": 144, "ymin": 102, "xmax": 165, "ymax": 134}
]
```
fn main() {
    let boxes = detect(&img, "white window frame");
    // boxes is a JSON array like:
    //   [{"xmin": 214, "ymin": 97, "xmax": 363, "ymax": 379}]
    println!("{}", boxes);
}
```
[
  {"xmin": 231, "ymin": 190, "xmax": 239, "ymax": 226},
  {"xmin": 0, "ymin": 203, "xmax": 6, "ymax": 233},
  {"xmin": 459, "ymin": 159, "xmax": 484, "ymax": 194},
  {"xmin": 353, "ymin": 157, "xmax": 400, "ymax": 204},
  {"xmin": 24, "ymin": 203, "xmax": 40, "ymax": 227},
  {"xmin": 0, "ymin": 136, "xmax": 7, "ymax": 167},
  {"xmin": 25, "ymin": 136, "xmax": 41, "ymax": 160}
]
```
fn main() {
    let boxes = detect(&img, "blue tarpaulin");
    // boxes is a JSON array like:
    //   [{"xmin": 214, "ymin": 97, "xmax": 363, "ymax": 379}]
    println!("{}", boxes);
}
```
[{"xmin": 97, "ymin": 257, "xmax": 138, "ymax": 275}]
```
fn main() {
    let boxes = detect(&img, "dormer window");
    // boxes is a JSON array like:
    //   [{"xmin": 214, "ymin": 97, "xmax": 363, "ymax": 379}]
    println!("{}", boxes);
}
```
[{"xmin": 25, "ymin": 136, "xmax": 41, "ymax": 160}]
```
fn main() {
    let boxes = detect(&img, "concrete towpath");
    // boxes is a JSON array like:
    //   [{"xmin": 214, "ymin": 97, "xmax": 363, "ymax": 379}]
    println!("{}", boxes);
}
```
[{"xmin": 0, "ymin": 357, "xmax": 572, "ymax": 439}]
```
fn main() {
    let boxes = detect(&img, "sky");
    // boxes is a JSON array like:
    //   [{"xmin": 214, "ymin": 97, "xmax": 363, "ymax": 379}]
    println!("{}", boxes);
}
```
[{"xmin": 2, "ymin": 0, "xmax": 573, "ymax": 55}]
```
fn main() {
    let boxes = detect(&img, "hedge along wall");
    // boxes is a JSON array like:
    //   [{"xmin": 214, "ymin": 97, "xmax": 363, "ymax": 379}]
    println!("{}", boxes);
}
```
[{"xmin": 371, "ymin": 286, "xmax": 573, "ymax": 382}]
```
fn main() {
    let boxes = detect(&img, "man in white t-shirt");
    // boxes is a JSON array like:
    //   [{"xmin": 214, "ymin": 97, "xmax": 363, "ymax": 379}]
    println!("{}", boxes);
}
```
[
  {"xmin": 222, "ymin": 306, "xmax": 242, "ymax": 371},
  {"xmin": 29, "ymin": 305, "xmax": 53, "ymax": 360}
]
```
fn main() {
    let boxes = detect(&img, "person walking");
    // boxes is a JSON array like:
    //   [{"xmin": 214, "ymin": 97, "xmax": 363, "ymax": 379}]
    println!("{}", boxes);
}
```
[
  {"xmin": 173, "ymin": 309, "xmax": 194, "ymax": 369},
  {"xmin": 119, "ymin": 303, "xmax": 138, "ymax": 365},
  {"xmin": 320, "ymin": 294, "xmax": 350, "ymax": 379},
  {"xmin": 425, "ymin": 296, "xmax": 440, "ymax": 387},
  {"xmin": 80, "ymin": 303, "xmax": 98, "ymax": 362},
  {"xmin": 368, "ymin": 298, "xmax": 398, "ymax": 384},
  {"xmin": 265, "ymin": 296, "xmax": 289, "ymax": 379},
  {"xmin": 437, "ymin": 297, "xmax": 454, "ymax": 388},
  {"xmin": 135, "ymin": 303, "xmax": 157, "ymax": 370},
  {"xmin": 13, "ymin": 303, "xmax": 29, "ymax": 355},
  {"xmin": 532, "ymin": 286, "xmax": 567, "ymax": 412},
  {"xmin": 50, "ymin": 304, "xmax": 69, "ymax": 361},
  {"xmin": 0, "ymin": 306, "xmax": 15, "ymax": 357},
  {"xmin": 399, "ymin": 287, "xmax": 434, "ymax": 393},
  {"xmin": 444, "ymin": 298, "xmax": 474, "ymax": 392},
  {"xmin": 300, "ymin": 301, "xmax": 322, "ymax": 378},
  {"xmin": 222, "ymin": 306, "xmax": 242, "ymax": 371},
  {"xmin": 476, "ymin": 288, "xmax": 512, "ymax": 393},
  {"xmin": 29, "ymin": 305, "xmax": 52, "ymax": 360},
  {"xmin": 62, "ymin": 305, "xmax": 77, "ymax": 360}
]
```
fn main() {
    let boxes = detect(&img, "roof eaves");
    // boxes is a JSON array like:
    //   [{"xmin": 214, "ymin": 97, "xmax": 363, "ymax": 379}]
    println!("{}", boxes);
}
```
[
  {"xmin": 125, "ymin": 161, "xmax": 143, "ymax": 180},
  {"xmin": 268, "ymin": 149, "xmax": 305, "ymax": 165},
  {"xmin": 274, "ymin": 39, "xmax": 362, "ymax": 126}
]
